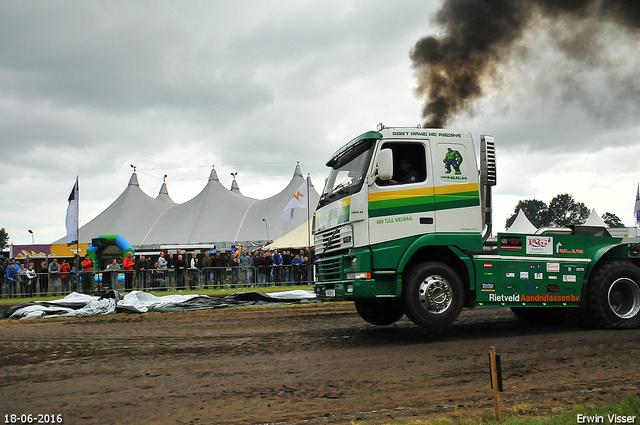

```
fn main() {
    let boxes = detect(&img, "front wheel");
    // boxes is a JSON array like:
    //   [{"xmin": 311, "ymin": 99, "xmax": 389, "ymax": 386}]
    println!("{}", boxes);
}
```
[
  {"xmin": 587, "ymin": 260, "xmax": 640, "ymax": 329},
  {"xmin": 354, "ymin": 299, "xmax": 404, "ymax": 326},
  {"xmin": 402, "ymin": 262, "xmax": 464, "ymax": 329}
]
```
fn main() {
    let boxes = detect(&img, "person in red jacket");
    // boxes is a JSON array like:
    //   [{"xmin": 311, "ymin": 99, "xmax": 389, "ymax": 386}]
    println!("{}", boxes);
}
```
[
  {"xmin": 81, "ymin": 255, "xmax": 94, "ymax": 293},
  {"xmin": 123, "ymin": 251, "xmax": 135, "ymax": 292},
  {"xmin": 59, "ymin": 259, "xmax": 71, "ymax": 294}
]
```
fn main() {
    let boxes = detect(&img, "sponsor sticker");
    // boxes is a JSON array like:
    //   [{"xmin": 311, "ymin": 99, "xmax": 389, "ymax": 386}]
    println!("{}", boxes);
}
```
[
  {"xmin": 506, "ymin": 272, "xmax": 515, "ymax": 278},
  {"xmin": 547, "ymin": 262, "xmax": 560, "ymax": 273},
  {"xmin": 526, "ymin": 236, "xmax": 553, "ymax": 255},
  {"xmin": 500, "ymin": 236, "xmax": 522, "ymax": 252},
  {"xmin": 520, "ymin": 272, "xmax": 529, "ymax": 280},
  {"xmin": 563, "ymin": 275, "xmax": 577, "ymax": 283},
  {"xmin": 534, "ymin": 273, "xmax": 544, "ymax": 280},
  {"xmin": 547, "ymin": 285, "xmax": 560, "ymax": 292},
  {"xmin": 481, "ymin": 283, "xmax": 495, "ymax": 292}
]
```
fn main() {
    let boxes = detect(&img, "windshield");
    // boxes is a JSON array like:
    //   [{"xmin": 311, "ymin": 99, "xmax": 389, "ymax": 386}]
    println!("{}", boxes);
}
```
[{"xmin": 318, "ymin": 139, "xmax": 375, "ymax": 208}]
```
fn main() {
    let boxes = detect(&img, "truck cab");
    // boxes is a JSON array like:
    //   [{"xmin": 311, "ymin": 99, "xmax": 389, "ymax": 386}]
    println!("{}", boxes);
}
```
[{"xmin": 314, "ymin": 125, "xmax": 494, "ymax": 325}]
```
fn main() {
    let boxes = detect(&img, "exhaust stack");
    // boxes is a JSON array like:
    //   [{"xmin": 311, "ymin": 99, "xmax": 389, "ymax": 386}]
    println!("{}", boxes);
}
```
[{"xmin": 480, "ymin": 135, "xmax": 496, "ymax": 241}]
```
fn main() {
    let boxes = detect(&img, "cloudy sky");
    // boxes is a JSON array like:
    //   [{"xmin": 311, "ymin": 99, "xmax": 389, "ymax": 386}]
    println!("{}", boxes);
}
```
[{"xmin": 2, "ymin": 0, "xmax": 640, "ymax": 246}]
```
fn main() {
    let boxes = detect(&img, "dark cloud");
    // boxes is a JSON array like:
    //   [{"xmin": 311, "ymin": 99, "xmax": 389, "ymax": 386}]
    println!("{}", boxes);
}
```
[{"xmin": 411, "ymin": 0, "xmax": 640, "ymax": 129}]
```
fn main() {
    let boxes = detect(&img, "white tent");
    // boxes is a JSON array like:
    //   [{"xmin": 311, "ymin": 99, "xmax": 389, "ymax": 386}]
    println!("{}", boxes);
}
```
[
  {"xmin": 505, "ymin": 209, "xmax": 537, "ymax": 234},
  {"xmin": 51, "ymin": 173, "xmax": 177, "ymax": 247},
  {"xmin": 265, "ymin": 219, "xmax": 313, "ymax": 250},
  {"xmin": 52, "ymin": 165, "xmax": 319, "ymax": 250},
  {"xmin": 584, "ymin": 208, "xmax": 608, "ymax": 227}
]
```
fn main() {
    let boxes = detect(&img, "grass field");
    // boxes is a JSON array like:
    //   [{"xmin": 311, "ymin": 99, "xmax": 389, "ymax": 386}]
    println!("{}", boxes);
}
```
[{"xmin": 361, "ymin": 397, "xmax": 640, "ymax": 425}]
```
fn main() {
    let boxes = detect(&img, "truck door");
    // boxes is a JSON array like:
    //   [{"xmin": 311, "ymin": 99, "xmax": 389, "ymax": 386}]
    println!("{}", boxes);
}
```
[
  {"xmin": 368, "ymin": 140, "xmax": 434, "ymax": 267},
  {"xmin": 432, "ymin": 141, "xmax": 482, "ymax": 233}
]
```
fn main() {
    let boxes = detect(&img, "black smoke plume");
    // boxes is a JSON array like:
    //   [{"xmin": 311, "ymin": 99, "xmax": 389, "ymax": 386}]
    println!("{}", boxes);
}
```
[{"xmin": 411, "ymin": 0, "xmax": 640, "ymax": 128}]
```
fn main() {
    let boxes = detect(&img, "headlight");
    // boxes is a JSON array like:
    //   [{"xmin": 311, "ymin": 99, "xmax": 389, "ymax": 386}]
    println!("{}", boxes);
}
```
[{"xmin": 346, "ymin": 272, "xmax": 371, "ymax": 279}]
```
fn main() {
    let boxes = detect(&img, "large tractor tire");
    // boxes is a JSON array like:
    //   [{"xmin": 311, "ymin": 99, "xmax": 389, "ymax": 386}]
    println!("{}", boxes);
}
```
[
  {"xmin": 402, "ymin": 262, "xmax": 464, "ymax": 329},
  {"xmin": 354, "ymin": 299, "xmax": 404, "ymax": 326},
  {"xmin": 587, "ymin": 260, "xmax": 640, "ymax": 329}
]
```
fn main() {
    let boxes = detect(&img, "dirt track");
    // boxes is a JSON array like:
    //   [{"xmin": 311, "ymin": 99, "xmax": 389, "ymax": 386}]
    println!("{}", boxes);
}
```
[{"xmin": 1, "ymin": 302, "xmax": 639, "ymax": 424}]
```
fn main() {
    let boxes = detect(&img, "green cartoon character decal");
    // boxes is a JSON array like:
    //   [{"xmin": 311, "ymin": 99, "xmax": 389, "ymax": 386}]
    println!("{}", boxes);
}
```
[{"xmin": 443, "ymin": 148, "xmax": 463, "ymax": 175}]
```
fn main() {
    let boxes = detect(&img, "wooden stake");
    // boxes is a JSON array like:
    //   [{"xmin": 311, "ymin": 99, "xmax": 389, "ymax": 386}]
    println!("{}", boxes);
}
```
[{"xmin": 489, "ymin": 346, "xmax": 502, "ymax": 423}]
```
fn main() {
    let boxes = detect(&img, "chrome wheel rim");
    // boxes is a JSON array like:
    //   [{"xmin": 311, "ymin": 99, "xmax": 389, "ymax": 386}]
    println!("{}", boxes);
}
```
[
  {"xmin": 608, "ymin": 277, "xmax": 640, "ymax": 319},
  {"xmin": 418, "ymin": 274, "xmax": 452, "ymax": 314}
]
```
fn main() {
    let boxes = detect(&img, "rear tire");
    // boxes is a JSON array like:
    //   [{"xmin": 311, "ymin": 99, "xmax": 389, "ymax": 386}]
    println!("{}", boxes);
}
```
[
  {"xmin": 587, "ymin": 260, "xmax": 640, "ymax": 329},
  {"xmin": 402, "ymin": 262, "xmax": 464, "ymax": 329},
  {"xmin": 354, "ymin": 299, "xmax": 404, "ymax": 326}
]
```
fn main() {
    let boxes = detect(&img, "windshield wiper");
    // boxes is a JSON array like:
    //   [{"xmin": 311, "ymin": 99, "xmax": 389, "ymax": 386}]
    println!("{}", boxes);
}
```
[{"xmin": 332, "ymin": 179, "xmax": 351, "ymax": 193}]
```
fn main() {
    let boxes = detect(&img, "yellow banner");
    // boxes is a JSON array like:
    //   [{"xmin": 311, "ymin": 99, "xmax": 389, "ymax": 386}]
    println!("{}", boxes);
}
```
[{"xmin": 50, "ymin": 244, "xmax": 90, "ymax": 257}]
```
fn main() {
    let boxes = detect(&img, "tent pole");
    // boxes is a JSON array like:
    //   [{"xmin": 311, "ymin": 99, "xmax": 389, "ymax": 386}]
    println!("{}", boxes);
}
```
[
  {"xmin": 76, "ymin": 175, "xmax": 80, "ymax": 266},
  {"xmin": 306, "ymin": 175, "xmax": 311, "ymax": 250},
  {"xmin": 307, "ymin": 175, "xmax": 312, "ymax": 284}
]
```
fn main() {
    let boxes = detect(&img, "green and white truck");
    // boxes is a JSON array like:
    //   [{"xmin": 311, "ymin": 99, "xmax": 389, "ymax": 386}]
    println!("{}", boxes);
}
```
[{"xmin": 313, "ymin": 124, "xmax": 640, "ymax": 329}]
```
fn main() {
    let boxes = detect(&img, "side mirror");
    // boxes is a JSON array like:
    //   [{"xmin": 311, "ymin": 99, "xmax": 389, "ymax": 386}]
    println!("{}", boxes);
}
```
[{"xmin": 377, "ymin": 149, "xmax": 393, "ymax": 181}]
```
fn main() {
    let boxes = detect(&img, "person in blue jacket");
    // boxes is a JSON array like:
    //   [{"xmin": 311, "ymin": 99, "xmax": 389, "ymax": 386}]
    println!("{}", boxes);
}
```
[
  {"xmin": 271, "ymin": 250, "xmax": 283, "ymax": 284},
  {"xmin": 291, "ymin": 254, "xmax": 304, "ymax": 284},
  {"xmin": 5, "ymin": 258, "xmax": 20, "ymax": 298}
]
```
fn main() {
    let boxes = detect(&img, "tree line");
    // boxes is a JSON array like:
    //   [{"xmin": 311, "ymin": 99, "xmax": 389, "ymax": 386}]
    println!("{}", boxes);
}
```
[{"xmin": 506, "ymin": 193, "xmax": 625, "ymax": 229}]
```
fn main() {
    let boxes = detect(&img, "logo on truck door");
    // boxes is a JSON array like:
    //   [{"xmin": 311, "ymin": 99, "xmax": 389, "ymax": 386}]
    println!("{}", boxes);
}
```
[
  {"xmin": 440, "ymin": 147, "xmax": 467, "ymax": 181},
  {"xmin": 443, "ymin": 148, "xmax": 463, "ymax": 174}
]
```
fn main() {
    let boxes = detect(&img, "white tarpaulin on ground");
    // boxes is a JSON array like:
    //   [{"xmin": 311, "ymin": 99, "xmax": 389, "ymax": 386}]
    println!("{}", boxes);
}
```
[
  {"xmin": 5, "ymin": 292, "xmax": 117, "ymax": 320},
  {"xmin": 4, "ymin": 290, "xmax": 317, "ymax": 320}
]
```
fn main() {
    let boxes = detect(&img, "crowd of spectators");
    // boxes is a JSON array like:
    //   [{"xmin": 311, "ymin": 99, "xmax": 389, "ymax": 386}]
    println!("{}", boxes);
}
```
[
  {"xmin": 0, "ymin": 246, "xmax": 316, "ymax": 298},
  {"xmin": 1, "ymin": 256, "xmax": 79, "ymax": 298}
]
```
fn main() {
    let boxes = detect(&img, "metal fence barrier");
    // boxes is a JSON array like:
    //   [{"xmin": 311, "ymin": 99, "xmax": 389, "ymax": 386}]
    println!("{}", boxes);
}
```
[{"xmin": 2, "ymin": 265, "xmax": 315, "ymax": 298}]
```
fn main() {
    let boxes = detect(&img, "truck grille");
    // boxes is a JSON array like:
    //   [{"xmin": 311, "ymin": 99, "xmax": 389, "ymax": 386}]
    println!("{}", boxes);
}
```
[
  {"xmin": 314, "ymin": 224, "xmax": 353, "ymax": 254},
  {"xmin": 317, "ymin": 257, "xmax": 342, "ymax": 281}
]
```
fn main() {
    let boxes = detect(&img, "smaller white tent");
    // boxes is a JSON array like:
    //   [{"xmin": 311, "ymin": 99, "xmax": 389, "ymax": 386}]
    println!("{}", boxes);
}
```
[
  {"xmin": 584, "ymin": 208, "xmax": 608, "ymax": 227},
  {"xmin": 506, "ymin": 209, "xmax": 537, "ymax": 234},
  {"xmin": 265, "ymin": 219, "xmax": 313, "ymax": 250}
]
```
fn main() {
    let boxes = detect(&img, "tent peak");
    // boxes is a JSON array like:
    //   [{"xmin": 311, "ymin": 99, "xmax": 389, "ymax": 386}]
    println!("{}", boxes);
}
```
[
  {"xmin": 294, "ymin": 163, "xmax": 303, "ymax": 177},
  {"xmin": 128, "ymin": 172, "xmax": 139, "ymax": 186},
  {"xmin": 584, "ymin": 208, "xmax": 608, "ymax": 227},
  {"xmin": 230, "ymin": 179, "xmax": 242, "ymax": 194},
  {"xmin": 209, "ymin": 166, "xmax": 219, "ymax": 181},
  {"xmin": 158, "ymin": 181, "xmax": 169, "ymax": 196},
  {"xmin": 158, "ymin": 175, "xmax": 170, "ymax": 196},
  {"xmin": 506, "ymin": 209, "xmax": 537, "ymax": 233}
]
